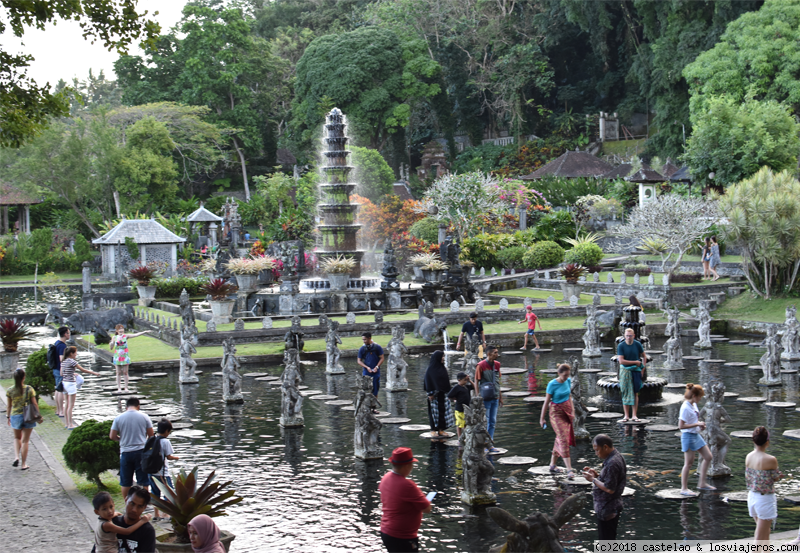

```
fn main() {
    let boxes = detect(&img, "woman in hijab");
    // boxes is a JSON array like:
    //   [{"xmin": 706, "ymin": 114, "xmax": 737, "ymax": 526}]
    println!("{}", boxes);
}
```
[
  {"xmin": 424, "ymin": 350, "xmax": 453, "ymax": 437},
  {"xmin": 187, "ymin": 514, "xmax": 226, "ymax": 553}
]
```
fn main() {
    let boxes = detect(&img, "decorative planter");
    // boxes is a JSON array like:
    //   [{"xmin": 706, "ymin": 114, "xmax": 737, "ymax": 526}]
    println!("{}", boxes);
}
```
[
  {"xmin": 560, "ymin": 281, "xmax": 582, "ymax": 302},
  {"xmin": 235, "ymin": 274, "xmax": 259, "ymax": 291},
  {"xmin": 258, "ymin": 270, "xmax": 275, "ymax": 285},
  {"xmin": 327, "ymin": 273, "xmax": 350, "ymax": 291},
  {"xmin": 156, "ymin": 530, "xmax": 235, "ymax": 552},
  {"xmin": 412, "ymin": 266, "xmax": 424, "ymax": 282},
  {"xmin": 623, "ymin": 268, "xmax": 652, "ymax": 277},
  {"xmin": 136, "ymin": 285, "xmax": 157, "ymax": 306},
  {"xmin": 421, "ymin": 270, "xmax": 443, "ymax": 284},
  {"xmin": 0, "ymin": 351, "xmax": 21, "ymax": 378},
  {"xmin": 209, "ymin": 300, "xmax": 236, "ymax": 324}
]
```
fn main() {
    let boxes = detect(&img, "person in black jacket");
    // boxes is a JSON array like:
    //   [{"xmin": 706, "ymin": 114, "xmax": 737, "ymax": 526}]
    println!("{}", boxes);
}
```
[
  {"xmin": 424, "ymin": 351, "xmax": 452, "ymax": 437},
  {"xmin": 447, "ymin": 372, "xmax": 473, "ymax": 441}
]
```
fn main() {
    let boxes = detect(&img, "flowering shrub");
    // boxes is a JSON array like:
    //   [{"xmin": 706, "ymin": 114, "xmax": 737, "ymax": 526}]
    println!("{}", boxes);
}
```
[
  {"xmin": 354, "ymin": 194, "xmax": 425, "ymax": 246},
  {"xmin": 250, "ymin": 240, "xmax": 267, "ymax": 257},
  {"xmin": 495, "ymin": 179, "xmax": 551, "ymax": 212}
]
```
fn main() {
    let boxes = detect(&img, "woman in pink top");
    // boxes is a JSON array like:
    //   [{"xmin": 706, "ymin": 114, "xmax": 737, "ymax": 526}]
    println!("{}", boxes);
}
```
[
  {"xmin": 518, "ymin": 305, "xmax": 542, "ymax": 350},
  {"xmin": 746, "ymin": 426, "xmax": 783, "ymax": 541}
]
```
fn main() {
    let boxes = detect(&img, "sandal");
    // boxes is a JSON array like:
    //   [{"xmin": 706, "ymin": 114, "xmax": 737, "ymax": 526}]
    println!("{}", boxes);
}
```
[
  {"xmin": 566, "ymin": 470, "xmax": 576, "ymax": 480},
  {"xmin": 679, "ymin": 490, "xmax": 697, "ymax": 497},
  {"xmin": 698, "ymin": 485, "xmax": 717, "ymax": 491},
  {"xmin": 12, "ymin": 459, "xmax": 18, "ymax": 467},
  {"xmin": 619, "ymin": 418, "xmax": 629, "ymax": 423},
  {"xmin": 549, "ymin": 465, "xmax": 563, "ymax": 473}
]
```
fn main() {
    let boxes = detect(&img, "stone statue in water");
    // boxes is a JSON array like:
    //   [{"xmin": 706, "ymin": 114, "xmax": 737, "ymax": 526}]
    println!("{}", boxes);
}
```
[
  {"xmin": 759, "ymin": 325, "xmax": 783, "ymax": 386},
  {"xmin": 280, "ymin": 348, "xmax": 304, "ymax": 428},
  {"xmin": 179, "ymin": 325, "xmax": 199, "ymax": 384},
  {"xmin": 581, "ymin": 304, "xmax": 601, "ymax": 358},
  {"xmin": 385, "ymin": 326, "xmax": 409, "ymax": 392},
  {"xmin": 353, "ymin": 375, "xmax": 383, "ymax": 459},
  {"xmin": 781, "ymin": 305, "xmax": 800, "ymax": 361},
  {"xmin": 568, "ymin": 356, "xmax": 590, "ymax": 439},
  {"xmin": 325, "ymin": 319, "xmax": 344, "ymax": 375},
  {"xmin": 487, "ymin": 494, "xmax": 585, "ymax": 553},
  {"xmin": 284, "ymin": 316, "xmax": 304, "ymax": 351},
  {"xmin": 662, "ymin": 306, "xmax": 684, "ymax": 370},
  {"xmin": 699, "ymin": 382, "xmax": 732, "ymax": 477},
  {"xmin": 693, "ymin": 302, "xmax": 712, "ymax": 350},
  {"xmin": 461, "ymin": 396, "xmax": 496, "ymax": 505},
  {"xmin": 179, "ymin": 288, "xmax": 198, "ymax": 345},
  {"xmin": 221, "ymin": 337, "xmax": 243, "ymax": 403}
]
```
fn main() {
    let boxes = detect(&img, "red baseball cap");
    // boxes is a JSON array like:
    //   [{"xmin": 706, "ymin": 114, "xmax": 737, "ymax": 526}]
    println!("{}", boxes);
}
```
[
  {"xmin": 389, "ymin": 447, "xmax": 418, "ymax": 464},
  {"xmin": 526, "ymin": 305, "xmax": 533, "ymax": 310}
]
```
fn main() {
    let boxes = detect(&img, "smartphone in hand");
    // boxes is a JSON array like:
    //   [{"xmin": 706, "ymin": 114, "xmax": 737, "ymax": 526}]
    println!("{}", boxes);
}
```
[{"xmin": 426, "ymin": 491, "xmax": 437, "ymax": 502}]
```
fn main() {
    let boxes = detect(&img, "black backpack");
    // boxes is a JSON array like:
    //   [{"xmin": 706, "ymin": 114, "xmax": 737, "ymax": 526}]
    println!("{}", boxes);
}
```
[
  {"xmin": 46, "ymin": 343, "xmax": 60, "ymax": 371},
  {"xmin": 141, "ymin": 436, "xmax": 165, "ymax": 475},
  {"xmin": 479, "ymin": 361, "xmax": 498, "ymax": 401}
]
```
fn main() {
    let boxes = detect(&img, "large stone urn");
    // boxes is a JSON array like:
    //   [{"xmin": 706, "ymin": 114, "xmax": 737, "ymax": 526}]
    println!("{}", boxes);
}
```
[
  {"xmin": 209, "ymin": 300, "xmax": 236, "ymax": 324},
  {"xmin": 327, "ymin": 273, "xmax": 350, "ymax": 291},
  {"xmin": 235, "ymin": 274, "xmax": 259, "ymax": 292},
  {"xmin": 0, "ymin": 351, "xmax": 20, "ymax": 378},
  {"xmin": 156, "ymin": 530, "xmax": 235, "ymax": 552},
  {"xmin": 560, "ymin": 281, "xmax": 581, "ymax": 302},
  {"xmin": 421, "ymin": 269, "xmax": 443, "ymax": 284},
  {"xmin": 136, "ymin": 285, "xmax": 157, "ymax": 306}
]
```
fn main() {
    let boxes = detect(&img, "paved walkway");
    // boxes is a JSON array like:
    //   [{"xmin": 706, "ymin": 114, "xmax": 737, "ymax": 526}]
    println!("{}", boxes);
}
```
[{"xmin": 0, "ymin": 391, "xmax": 95, "ymax": 552}]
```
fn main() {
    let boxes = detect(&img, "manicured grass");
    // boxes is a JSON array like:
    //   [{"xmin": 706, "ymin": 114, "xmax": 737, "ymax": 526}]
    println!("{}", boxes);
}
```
[
  {"xmin": 712, "ymin": 293, "xmax": 797, "ymax": 324},
  {"xmin": 630, "ymin": 254, "xmax": 742, "ymax": 264},
  {"xmin": 0, "ymin": 272, "xmax": 84, "ymax": 282},
  {"xmin": 488, "ymin": 288, "xmax": 617, "ymax": 305}
]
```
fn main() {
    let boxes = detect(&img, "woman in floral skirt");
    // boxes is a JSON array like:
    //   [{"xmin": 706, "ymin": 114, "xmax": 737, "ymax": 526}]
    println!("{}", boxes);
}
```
[{"xmin": 109, "ymin": 324, "xmax": 149, "ymax": 392}]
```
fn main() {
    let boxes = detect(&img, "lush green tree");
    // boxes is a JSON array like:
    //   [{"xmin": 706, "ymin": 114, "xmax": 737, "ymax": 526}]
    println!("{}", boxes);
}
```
[
  {"xmin": 683, "ymin": 96, "xmax": 800, "ymax": 187},
  {"xmin": 62, "ymin": 419, "xmax": 119, "ymax": 488},
  {"xmin": 350, "ymin": 146, "xmax": 394, "ymax": 202},
  {"xmin": 293, "ymin": 26, "xmax": 440, "ymax": 151},
  {"xmin": 73, "ymin": 235, "xmax": 93, "ymax": 264},
  {"xmin": 721, "ymin": 167, "xmax": 800, "ymax": 299},
  {"xmin": 0, "ymin": 1, "xmax": 159, "ymax": 148}
]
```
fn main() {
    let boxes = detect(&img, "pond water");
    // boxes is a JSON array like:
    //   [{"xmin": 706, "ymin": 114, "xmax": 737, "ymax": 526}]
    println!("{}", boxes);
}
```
[
  {"xmin": 19, "ymin": 329, "xmax": 800, "ymax": 552},
  {"xmin": 0, "ymin": 288, "xmax": 83, "ymax": 313}
]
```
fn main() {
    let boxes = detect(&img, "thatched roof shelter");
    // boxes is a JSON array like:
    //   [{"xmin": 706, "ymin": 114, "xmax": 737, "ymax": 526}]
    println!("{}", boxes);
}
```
[{"xmin": 519, "ymin": 150, "xmax": 613, "ymax": 180}]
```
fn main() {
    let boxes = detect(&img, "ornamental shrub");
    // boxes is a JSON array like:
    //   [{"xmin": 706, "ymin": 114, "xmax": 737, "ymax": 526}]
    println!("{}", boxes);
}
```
[
  {"xmin": 564, "ymin": 243, "xmax": 604, "ymax": 267},
  {"xmin": 125, "ymin": 237, "xmax": 140, "ymax": 261},
  {"xmin": 73, "ymin": 235, "xmax": 93, "ymax": 264},
  {"xmin": 143, "ymin": 276, "xmax": 210, "ymax": 298},
  {"xmin": 462, "ymin": 233, "xmax": 518, "ymax": 269},
  {"xmin": 25, "ymin": 347, "xmax": 55, "ymax": 398},
  {"xmin": 409, "ymin": 218, "xmax": 440, "ymax": 244},
  {"xmin": 528, "ymin": 210, "xmax": 574, "ymax": 245},
  {"xmin": 62, "ymin": 419, "xmax": 119, "ymax": 487},
  {"xmin": 496, "ymin": 246, "xmax": 527, "ymax": 269},
  {"xmin": 522, "ymin": 241, "xmax": 564, "ymax": 269}
]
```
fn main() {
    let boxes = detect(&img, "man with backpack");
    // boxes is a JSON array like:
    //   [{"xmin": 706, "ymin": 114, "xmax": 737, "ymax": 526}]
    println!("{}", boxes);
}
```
[
  {"xmin": 473, "ymin": 345, "xmax": 503, "ymax": 453},
  {"xmin": 47, "ymin": 326, "xmax": 70, "ymax": 418},
  {"xmin": 109, "ymin": 397, "xmax": 154, "ymax": 502},
  {"xmin": 142, "ymin": 418, "xmax": 179, "ymax": 521}
]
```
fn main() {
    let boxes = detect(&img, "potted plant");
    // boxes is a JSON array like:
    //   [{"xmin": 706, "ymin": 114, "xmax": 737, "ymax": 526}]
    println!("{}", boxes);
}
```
[
  {"xmin": 199, "ymin": 258, "xmax": 217, "ymax": 276},
  {"xmin": 0, "ymin": 318, "xmax": 34, "ymax": 378},
  {"xmin": 151, "ymin": 467, "xmax": 242, "ymax": 552},
  {"xmin": 420, "ymin": 259, "xmax": 449, "ymax": 284},
  {"xmin": 558, "ymin": 263, "xmax": 586, "ymax": 302},
  {"xmin": 225, "ymin": 256, "xmax": 277, "ymax": 291},
  {"xmin": 201, "ymin": 278, "xmax": 238, "ymax": 324},
  {"xmin": 623, "ymin": 263, "xmax": 652, "ymax": 277},
  {"xmin": 410, "ymin": 252, "xmax": 437, "ymax": 281},
  {"xmin": 320, "ymin": 255, "xmax": 356, "ymax": 291},
  {"xmin": 127, "ymin": 265, "xmax": 158, "ymax": 305}
]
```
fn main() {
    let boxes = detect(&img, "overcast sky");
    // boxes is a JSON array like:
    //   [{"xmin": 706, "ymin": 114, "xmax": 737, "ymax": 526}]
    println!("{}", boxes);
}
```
[{"xmin": 4, "ymin": 1, "xmax": 187, "ymax": 86}]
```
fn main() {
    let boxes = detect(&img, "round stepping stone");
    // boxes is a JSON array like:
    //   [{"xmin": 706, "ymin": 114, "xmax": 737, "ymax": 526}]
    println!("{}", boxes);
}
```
[
  {"xmin": 444, "ymin": 439, "xmax": 461, "ymax": 447},
  {"xmin": 211, "ymin": 372, "xmax": 223, "ymax": 376},
  {"xmin": 737, "ymin": 396, "xmax": 767, "ymax": 403},
  {"xmin": 504, "ymin": 391, "xmax": 531, "ymax": 397},
  {"xmin": 309, "ymin": 394, "xmax": 338, "ymax": 400},
  {"xmin": 502, "ymin": 368, "xmax": 527, "ymax": 375},
  {"xmin": 486, "ymin": 448, "xmax": 507, "ymax": 455},
  {"xmin": 591, "ymin": 412, "xmax": 624, "ymax": 419},
  {"xmin": 528, "ymin": 465, "xmax": 563, "ymax": 475},
  {"xmin": 171, "ymin": 422, "xmax": 194, "ymax": 429},
  {"xmin": 497, "ymin": 456, "xmax": 538, "ymax": 465},
  {"xmin": 747, "ymin": 342, "xmax": 763, "ymax": 347},
  {"xmin": 102, "ymin": 385, "xmax": 120, "ymax": 390},
  {"xmin": 499, "ymin": 386, "xmax": 513, "ymax": 392},
  {"xmin": 195, "ymin": 371, "xmax": 203, "ymax": 375},
  {"xmin": 563, "ymin": 348, "xmax": 584, "ymax": 352},
  {"xmin": 558, "ymin": 479, "xmax": 591, "ymax": 487},
  {"xmin": 729, "ymin": 340, "xmax": 750, "ymax": 345},
  {"xmin": 581, "ymin": 369, "xmax": 603, "ymax": 374},
  {"xmin": 749, "ymin": 365, "xmax": 763, "ymax": 370},
  {"xmin": 656, "ymin": 488, "xmax": 698, "ymax": 500},
  {"xmin": 618, "ymin": 419, "xmax": 651, "ymax": 425},
  {"xmin": 269, "ymin": 381, "xmax": 283, "ymax": 386},
  {"xmin": 298, "ymin": 386, "xmax": 309, "ymax": 390},
  {"xmin": 646, "ymin": 350, "xmax": 664, "ymax": 354},
  {"xmin": 502, "ymin": 351, "xmax": 524, "ymax": 355},
  {"xmin": 724, "ymin": 362, "xmax": 748, "ymax": 367},
  {"xmin": 724, "ymin": 392, "xmax": 740, "ymax": 398},
  {"xmin": 381, "ymin": 417, "xmax": 412, "ymax": 424},
  {"xmin": 341, "ymin": 405, "xmax": 356, "ymax": 411},
  {"xmin": 711, "ymin": 338, "xmax": 730, "ymax": 342},
  {"xmin": 710, "ymin": 335, "xmax": 724, "ymax": 338},
  {"xmin": 143, "ymin": 372, "xmax": 168, "ymax": 377},
  {"xmin": 701, "ymin": 359, "xmax": 726, "ymax": 364},
  {"xmin": 665, "ymin": 383, "xmax": 686, "ymax": 389},
  {"xmin": 682, "ymin": 356, "xmax": 704, "ymax": 360},
  {"xmin": 325, "ymin": 400, "xmax": 352, "ymax": 406},
  {"xmin": 540, "ymin": 369, "xmax": 558, "ymax": 374},
  {"xmin": 783, "ymin": 430, "xmax": 800, "ymax": 441},
  {"xmin": 782, "ymin": 369, "xmax": 799, "ymax": 374},
  {"xmin": 766, "ymin": 402, "xmax": 796, "ymax": 408},
  {"xmin": 587, "ymin": 406, "xmax": 599, "ymax": 413},
  {"xmin": 255, "ymin": 376, "xmax": 279, "ymax": 381},
  {"xmin": 127, "ymin": 377, "xmax": 143, "ymax": 382},
  {"xmin": 523, "ymin": 396, "xmax": 546, "ymax": 402},
  {"xmin": 622, "ymin": 487, "xmax": 635, "ymax": 497},
  {"xmin": 731, "ymin": 431, "xmax": 754, "ymax": 438},
  {"xmin": 597, "ymin": 372, "xmax": 617, "ymax": 377},
  {"xmin": 374, "ymin": 412, "xmax": 391, "ymax": 417},
  {"xmin": 111, "ymin": 390, "xmax": 138, "ymax": 396},
  {"xmin": 136, "ymin": 399, "xmax": 153, "ymax": 405},
  {"xmin": 299, "ymin": 390, "xmax": 323, "ymax": 397},
  {"xmin": 722, "ymin": 492, "xmax": 749, "ymax": 502},
  {"xmin": 600, "ymin": 347, "xmax": 614, "ymax": 352},
  {"xmin": 419, "ymin": 431, "xmax": 455, "ymax": 439},
  {"xmin": 649, "ymin": 424, "xmax": 680, "ymax": 432},
  {"xmin": 399, "ymin": 424, "xmax": 431, "ymax": 431},
  {"xmin": 534, "ymin": 349, "xmax": 552, "ymax": 353},
  {"xmin": 243, "ymin": 373, "xmax": 269, "ymax": 377},
  {"xmin": 172, "ymin": 429, "xmax": 206, "ymax": 438}
]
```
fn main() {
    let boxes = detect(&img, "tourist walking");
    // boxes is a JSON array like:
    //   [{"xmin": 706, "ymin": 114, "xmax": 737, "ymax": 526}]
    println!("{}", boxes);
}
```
[
  {"xmin": 701, "ymin": 237, "xmax": 712, "ymax": 280},
  {"xmin": 424, "ymin": 351, "xmax": 453, "ymax": 437},
  {"xmin": 474, "ymin": 345, "xmax": 502, "ymax": 450},
  {"xmin": 628, "ymin": 295, "xmax": 645, "ymax": 323},
  {"xmin": 617, "ymin": 328, "xmax": 646, "ymax": 422},
  {"xmin": 518, "ymin": 305, "xmax": 542, "ymax": 350},
  {"xmin": 146, "ymin": 418, "xmax": 180, "ymax": 521},
  {"xmin": 582, "ymin": 434, "xmax": 627, "ymax": 540},
  {"xmin": 709, "ymin": 236, "xmax": 721, "ymax": 281},
  {"xmin": 111, "ymin": 485, "xmax": 157, "ymax": 553},
  {"xmin": 60, "ymin": 346, "xmax": 100, "ymax": 429},
  {"xmin": 447, "ymin": 371, "xmax": 473, "ymax": 440},
  {"xmin": 746, "ymin": 426, "xmax": 783, "ymax": 541},
  {"xmin": 109, "ymin": 397, "xmax": 154, "ymax": 501},
  {"xmin": 49, "ymin": 326, "xmax": 70, "ymax": 418},
  {"xmin": 358, "ymin": 332, "xmax": 384, "ymax": 398},
  {"xmin": 678, "ymin": 383, "xmax": 715, "ymax": 496},
  {"xmin": 379, "ymin": 447, "xmax": 432, "ymax": 552},
  {"xmin": 187, "ymin": 514, "xmax": 227, "ymax": 553},
  {"xmin": 6, "ymin": 368, "xmax": 40, "ymax": 470},
  {"xmin": 456, "ymin": 312, "xmax": 485, "ymax": 352},
  {"xmin": 92, "ymin": 491, "xmax": 152, "ymax": 553},
  {"xmin": 110, "ymin": 325, "xmax": 149, "ymax": 393},
  {"xmin": 540, "ymin": 363, "xmax": 576, "ymax": 478}
]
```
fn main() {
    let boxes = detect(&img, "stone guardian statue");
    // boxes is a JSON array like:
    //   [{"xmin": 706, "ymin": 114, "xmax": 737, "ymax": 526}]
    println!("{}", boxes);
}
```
[
  {"xmin": 693, "ymin": 302, "xmax": 712, "ymax": 350},
  {"xmin": 582, "ymin": 304, "xmax": 601, "ymax": 358},
  {"xmin": 662, "ymin": 306, "xmax": 684, "ymax": 370},
  {"xmin": 179, "ymin": 325, "xmax": 199, "ymax": 384},
  {"xmin": 699, "ymin": 382, "xmax": 732, "ymax": 477},
  {"xmin": 781, "ymin": 305, "xmax": 800, "ymax": 361},
  {"xmin": 221, "ymin": 337, "xmax": 243, "ymax": 403},
  {"xmin": 325, "ymin": 319, "xmax": 345, "ymax": 375},
  {"xmin": 280, "ymin": 348, "xmax": 304, "ymax": 428},
  {"xmin": 179, "ymin": 288, "xmax": 198, "ymax": 345},
  {"xmin": 353, "ymin": 375, "xmax": 383, "ymax": 459},
  {"xmin": 759, "ymin": 325, "xmax": 783, "ymax": 386},
  {"xmin": 385, "ymin": 326, "xmax": 409, "ymax": 392},
  {"xmin": 461, "ymin": 396, "xmax": 496, "ymax": 505}
]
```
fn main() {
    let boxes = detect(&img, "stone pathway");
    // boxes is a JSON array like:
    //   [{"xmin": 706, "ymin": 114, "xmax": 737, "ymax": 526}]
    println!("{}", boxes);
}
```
[{"xmin": 0, "ymin": 393, "xmax": 95, "ymax": 552}]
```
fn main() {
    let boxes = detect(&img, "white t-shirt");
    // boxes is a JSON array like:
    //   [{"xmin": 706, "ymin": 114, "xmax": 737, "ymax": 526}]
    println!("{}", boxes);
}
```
[
  {"xmin": 679, "ymin": 400, "xmax": 700, "ymax": 433},
  {"xmin": 150, "ymin": 437, "xmax": 175, "ymax": 475}
]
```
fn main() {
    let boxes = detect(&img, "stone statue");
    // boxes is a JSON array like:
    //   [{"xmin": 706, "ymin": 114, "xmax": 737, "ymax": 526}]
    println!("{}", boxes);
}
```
[
  {"xmin": 318, "ymin": 313, "xmax": 329, "ymax": 327},
  {"xmin": 374, "ymin": 310, "xmax": 384, "ymax": 323},
  {"xmin": 380, "ymin": 239, "xmax": 399, "ymax": 290},
  {"xmin": 64, "ymin": 306, "xmax": 134, "ymax": 334},
  {"xmin": 487, "ymin": 494, "xmax": 585, "ymax": 553},
  {"xmin": 568, "ymin": 356, "xmax": 590, "ymax": 439},
  {"xmin": 234, "ymin": 318, "xmax": 245, "ymax": 331},
  {"xmin": 693, "ymin": 302, "xmax": 712, "ymax": 350},
  {"xmin": 221, "ymin": 337, "xmax": 243, "ymax": 403},
  {"xmin": 464, "ymin": 331, "xmax": 482, "ymax": 378},
  {"xmin": 280, "ymin": 349, "xmax": 304, "ymax": 427},
  {"xmin": 206, "ymin": 320, "xmax": 217, "ymax": 332},
  {"xmin": 781, "ymin": 305, "xmax": 800, "ymax": 361},
  {"xmin": 663, "ymin": 306, "xmax": 684, "ymax": 370},
  {"xmin": 424, "ymin": 301, "xmax": 434, "ymax": 318},
  {"xmin": 699, "ymin": 382, "xmax": 732, "ymax": 477},
  {"xmin": 93, "ymin": 322, "xmax": 112, "ymax": 345},
  {"xmin": 461, "ymin": 396, "xmax": 496, "ymax": 505},
  {"xmin": 582, "ymin": 304, "xmax": 601, "ymax": 358},
  {"xmin": 325, "ymin": 319, "xmax": 345, "ymax": 375},
  {"xmin": 262, "ymin": 317, "xmax": 272, "ymax": 329},
  {"xmin": 179, "ymin": 331, "xmax": 199, "ymax": 384},
  {"xmin": 413, "ymin": 307, "xmax": 448, "ymax": 343},
  {"xmin": 385, "ymin": 327, "xmax": 409, "ymax": 392},
  {"xmin": 284, "ymin": 316, "xmax": 305, "ymax": 351},
  {"xmin": 759, "ymin": 325, "xmax": 783, "ymax": 386},
  {"xmin": 354, "ymin": 375, "xmax": 383, "ymax": 459},
  {"xmin": 179, "ymin": 289, "xmax": 198, "ymax": 345}
]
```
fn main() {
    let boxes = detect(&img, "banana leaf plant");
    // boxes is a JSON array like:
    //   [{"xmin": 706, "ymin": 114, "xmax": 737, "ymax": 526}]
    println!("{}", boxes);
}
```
[{"xmin": 150, "ymin": 467, "xmax": 243, "ymax": 543}]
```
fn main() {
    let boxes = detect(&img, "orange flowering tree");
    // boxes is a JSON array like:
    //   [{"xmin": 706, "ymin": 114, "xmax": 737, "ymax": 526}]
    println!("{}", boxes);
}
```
[{"xmin": 353, "ymin": 194, "xmax": 426, "ymax": 247}]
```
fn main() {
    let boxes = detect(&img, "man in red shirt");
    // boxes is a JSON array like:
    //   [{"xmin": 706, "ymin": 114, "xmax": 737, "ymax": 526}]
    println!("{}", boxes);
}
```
[{"xmin": 379, "ymin": 447, "xmax": 432, "ymax": 552}]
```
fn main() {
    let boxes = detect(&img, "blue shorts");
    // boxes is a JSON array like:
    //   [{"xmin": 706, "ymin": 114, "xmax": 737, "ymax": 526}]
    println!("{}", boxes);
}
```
[
  {"xmin": 149, "ymin": 474, "xmax": 173, "ymax": 500},
  {"xmin": 526, "ymin": 329, "xmax": 536, "ymax": 336},
  {"xmin": 119, "ymin": 450, "xmax": 148, "ymax": 488},
  {"xmin": 9, "ymin": 414, "xmax": 36, "ymax": 430},
  {"xmin": 53, "ymin": 370, "xmax": 62, "ymax": 388},
  {"xmin": 681, "ymin": 432, "xmax": 707, "ymax": 452}
]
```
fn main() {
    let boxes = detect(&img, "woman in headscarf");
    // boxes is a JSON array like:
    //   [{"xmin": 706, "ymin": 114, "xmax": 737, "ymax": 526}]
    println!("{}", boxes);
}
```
[
  {"xmin": 187, "ymin": 514, "xmax": 226, "ymax": 553},
  {"xmin": 424, "ymin": 350, "xmax": 453, "ymax": 437}
]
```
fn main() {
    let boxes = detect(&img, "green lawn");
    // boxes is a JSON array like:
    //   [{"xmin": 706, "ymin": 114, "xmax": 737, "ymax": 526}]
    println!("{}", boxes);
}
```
[
  {"xmin": 630, "ymin": 254, "xmax": 742, "ymax": 264},
  {"xmin": 0, "ymin": 272, "xmax": 85, "ymax": 282},
  {"xmin": 488, "ymin": 288, "xmax": 617, "ymax": 305},
  {"xmin": 712, "ymin": 293, "xmax": 795, "ymax": 324}
]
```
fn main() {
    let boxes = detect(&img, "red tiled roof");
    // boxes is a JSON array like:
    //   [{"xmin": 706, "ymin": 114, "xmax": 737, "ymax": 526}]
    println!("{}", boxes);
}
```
[{"xmin": 0, "ymin": 183, "xmax": 42, "ymax": 205}]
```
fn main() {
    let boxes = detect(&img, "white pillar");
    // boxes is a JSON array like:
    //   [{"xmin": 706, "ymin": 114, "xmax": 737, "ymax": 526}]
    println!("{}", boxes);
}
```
[
  {"xmin": 108, "ymin": 246, "xmax": 116, "ymax": 275},
  {"xmin": 140, "ymin": 245, "xmax": 147, "ymax": 266},
  {"xmin": 171, "ymin": 244, "xmax": 178, "ymax": 276},
  {"xmin": 25, "ymin": 205, "xmax": 30, "ymax": 234}
]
